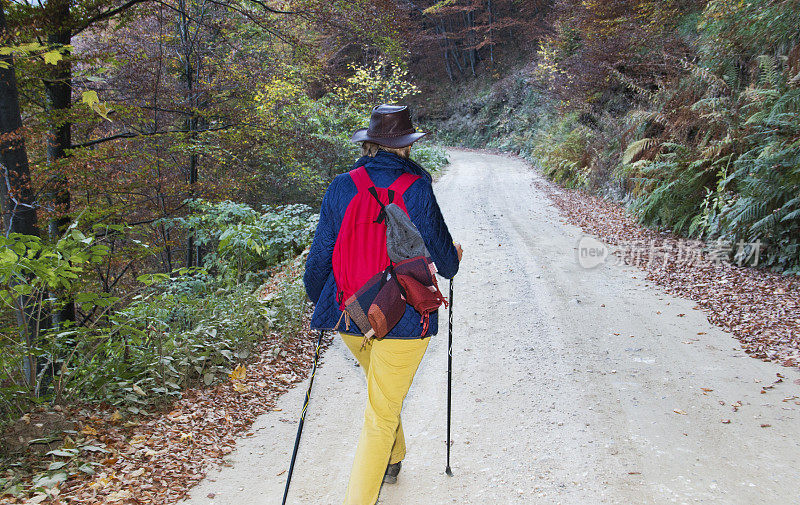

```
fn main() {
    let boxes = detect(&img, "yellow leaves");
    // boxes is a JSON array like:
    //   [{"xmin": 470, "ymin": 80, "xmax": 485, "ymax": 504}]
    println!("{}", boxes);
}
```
[
  {"xmin": 19, "ymin": 42, "xmax": 46, "ymax": 52},
  {"xmin": 81, "ymin": 424, "xmax": 98, "ymax": 436},
  {"xmin": 422, "ymin": 0, "xmax": 458, "ymax": 15},
  {"xmin": 82, "ymin": 90, "xmax": 100, "ymax": 107},
  {"xmin": 334, "ymin": 57, "xmax": 420, "ymax": 112},
  {"xmin": 109, "ymin": 410, "xmax": 123, "ymax": 424},
  {"xmin": 233, "ymin": 381, "xmax": 250, "ymax": 393},
  {"xmin": 230, "ymin": 364, "xmax": 249, "ymax": 393},
  {"xmin": 81, "ymin": 90, "xmax": 113, "ymax": 121},
  {"xmin": 0, "ymin": 42, "xmax": 72, "ymax": 69},
  {"xmin": 230, "ymin": 364, "xmax": 246, "ymax": 381},
  {"xmin": 42, "ymin": 50, "xmax": 63, "ymax": 65}
]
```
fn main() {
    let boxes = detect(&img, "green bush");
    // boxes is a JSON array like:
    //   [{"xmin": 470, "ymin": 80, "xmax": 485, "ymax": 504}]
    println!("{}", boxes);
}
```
[
  {"xmin": 0, "ymin": 202, "xmax": 316, "ymax": 424},
  {"xmin": 412, "ymin": 144, "xmax": 450, "ymax": 175},
  {"xmin": 171, "ymin": 200, "xmax": 317, "ymax": 283}
]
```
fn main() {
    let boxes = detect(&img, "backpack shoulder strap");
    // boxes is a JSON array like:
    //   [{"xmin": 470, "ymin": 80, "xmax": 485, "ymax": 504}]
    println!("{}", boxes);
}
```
[
  {"xmin": 349, "ymin": 166, "xmax": 374, "ymax": 193},
  {"xmin": 388, "ymin": 172, "xmax": 420, "ymax": 196}
]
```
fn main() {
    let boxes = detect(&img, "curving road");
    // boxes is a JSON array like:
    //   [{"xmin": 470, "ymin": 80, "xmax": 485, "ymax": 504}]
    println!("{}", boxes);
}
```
[{"xmin": 184, "ymin": 149, "xmax": 800, "ymax": 505}]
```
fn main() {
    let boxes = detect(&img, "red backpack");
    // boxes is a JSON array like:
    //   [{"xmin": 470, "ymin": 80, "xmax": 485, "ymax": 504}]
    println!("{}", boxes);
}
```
[{"xmin": 332, "ymin": 166, "xmax": 420, "ymax": 309}]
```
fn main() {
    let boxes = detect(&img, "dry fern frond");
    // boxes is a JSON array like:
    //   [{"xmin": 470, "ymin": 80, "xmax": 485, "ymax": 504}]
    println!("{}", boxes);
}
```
[
  {"xmin": 680, "ymin": 58, "xmax": 730, "ymax": 93},
  {"xmin": 607, "ymin": 66, "xmax": 657, "ymax": 101},
  {"xmin": 700, "ymin": 135, "xmax": 733, "ymax": 160},
  {"xmin": 622, "ymin": 137, "xmax": 658, "ymax": 164}
]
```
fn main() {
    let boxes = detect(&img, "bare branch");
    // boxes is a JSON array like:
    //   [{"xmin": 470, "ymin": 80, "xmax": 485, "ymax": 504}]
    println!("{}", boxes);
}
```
[{"xmin": 69, "ymin": 124, "xmax": 235, "ymax": 150}]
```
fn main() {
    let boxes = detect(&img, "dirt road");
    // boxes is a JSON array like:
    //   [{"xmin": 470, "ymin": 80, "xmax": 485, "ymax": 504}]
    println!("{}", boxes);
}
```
[{"xmin": 184, "ymin": 150, "xmax": 800, "ymax": 505}]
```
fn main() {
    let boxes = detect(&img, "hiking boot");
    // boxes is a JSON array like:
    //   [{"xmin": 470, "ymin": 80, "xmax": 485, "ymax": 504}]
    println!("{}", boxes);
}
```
[{"xmin": 383, "ymin": 461, "xmax": 402, "ymax": 484}]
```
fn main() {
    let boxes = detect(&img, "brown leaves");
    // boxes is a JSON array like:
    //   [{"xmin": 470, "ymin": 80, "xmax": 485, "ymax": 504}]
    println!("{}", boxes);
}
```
[{"xmin": 760, "ymin": 373, "xmax": 785, "ymax": 394}]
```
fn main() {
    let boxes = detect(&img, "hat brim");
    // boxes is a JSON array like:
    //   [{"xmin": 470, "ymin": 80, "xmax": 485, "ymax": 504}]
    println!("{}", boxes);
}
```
[{"xmin": 350, "ymin": 129, "xmax": 427, "ymax": 148}]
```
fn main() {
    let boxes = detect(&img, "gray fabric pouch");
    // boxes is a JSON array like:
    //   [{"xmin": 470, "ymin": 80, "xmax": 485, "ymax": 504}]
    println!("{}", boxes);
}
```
[{"xmin": 384, "ymin": 203, "xmax": 430, "ymax": 264}]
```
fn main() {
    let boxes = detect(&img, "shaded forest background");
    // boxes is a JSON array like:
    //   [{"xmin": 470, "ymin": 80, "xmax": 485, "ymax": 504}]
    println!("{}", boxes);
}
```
[{"xmin": 0, "ymin": 0, "xmax": 798, "ymax": 499}]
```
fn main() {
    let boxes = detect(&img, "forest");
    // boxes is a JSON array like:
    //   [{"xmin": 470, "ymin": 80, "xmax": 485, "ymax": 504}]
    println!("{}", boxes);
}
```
[{"xmin": 1, "ymin": 0, "xmax": 798, "ymax": 501}]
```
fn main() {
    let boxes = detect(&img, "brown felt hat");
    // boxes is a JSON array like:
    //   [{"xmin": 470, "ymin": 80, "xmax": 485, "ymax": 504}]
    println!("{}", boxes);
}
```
[{"xmin": 350, "ymin": 104, "xmax": 427, "ymax": 148}]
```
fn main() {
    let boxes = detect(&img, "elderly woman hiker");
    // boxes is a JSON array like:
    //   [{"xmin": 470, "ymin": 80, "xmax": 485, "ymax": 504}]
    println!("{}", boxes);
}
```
[{"xmin": 303, "ymin": 104, "xmax": 462, "ymax": 505}]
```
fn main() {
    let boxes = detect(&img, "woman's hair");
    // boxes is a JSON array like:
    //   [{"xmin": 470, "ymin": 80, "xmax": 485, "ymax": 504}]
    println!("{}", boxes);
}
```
[{"xmin": 361, "ymin": 141, "xmax": 410, "ymax": 159}]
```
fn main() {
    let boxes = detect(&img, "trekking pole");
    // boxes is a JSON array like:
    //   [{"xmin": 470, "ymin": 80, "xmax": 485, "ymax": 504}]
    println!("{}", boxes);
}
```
[
  {"xmin": 445, "ymin": 278, "xmax": 453, "ymax": 477},
  {"xmin": 281, "ymin": 330, "xmax": 325, "ymax": 505}
]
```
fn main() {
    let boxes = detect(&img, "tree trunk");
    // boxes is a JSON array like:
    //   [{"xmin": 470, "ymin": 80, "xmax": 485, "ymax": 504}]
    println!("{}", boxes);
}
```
[
  {"xmin": 467, "ymin": 10, "xmax": 477, "ymax": 76},
  {"xmin": 435, "ymin": 22, "xmax": 454, "ymax": 81},
  {"xmin": 0, "ymin": 10, "xmax": 39, "ymax": 239},
  {"xmin": 487, "ymin": 0, "xmax": 494, "ymax": 64},
  {"xmin": 43, "ymin": 0, "xmax": 75, "ymax": 327},
  {"xmin": 0, "ymin": 5, "xmax": 43, "ymax": 387},
  {"xmin": 179, "ymin": 0, "xmax": 202, "ymax": 268}
]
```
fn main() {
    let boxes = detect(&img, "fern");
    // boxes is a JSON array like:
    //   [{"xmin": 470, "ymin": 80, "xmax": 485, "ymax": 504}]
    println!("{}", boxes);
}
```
[{"xmin": 622, "ymin": 138, "xmax": 658, "ymax": 164}]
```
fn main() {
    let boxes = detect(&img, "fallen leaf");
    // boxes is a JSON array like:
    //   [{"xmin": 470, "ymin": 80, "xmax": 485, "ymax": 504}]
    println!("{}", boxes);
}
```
[
  {"xmin": 230, "ymin": 364, "xmax": 247, "ymax": 382},
  {"xmin": 107, "ymin": 489, "xmax": 132, "ymax": 502},
  {"xmin": 673, "ymin": 409, "xmax": 687, "ymax": 415}
]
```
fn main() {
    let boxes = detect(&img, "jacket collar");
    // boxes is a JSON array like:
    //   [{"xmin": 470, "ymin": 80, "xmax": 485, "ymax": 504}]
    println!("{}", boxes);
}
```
[{"xmin": 354, "ymin": 151, "xmax": 432, "ymax": 182}]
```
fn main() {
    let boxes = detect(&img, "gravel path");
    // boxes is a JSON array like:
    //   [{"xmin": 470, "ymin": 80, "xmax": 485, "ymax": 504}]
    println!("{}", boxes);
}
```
[{"xmin": 184, "ymin": 149, "xmax": 800, "ymax": 505}]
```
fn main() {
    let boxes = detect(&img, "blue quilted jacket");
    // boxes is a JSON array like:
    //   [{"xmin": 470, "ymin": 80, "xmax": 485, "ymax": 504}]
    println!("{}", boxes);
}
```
[{"xmin": 303, "ymin": 150, "xmax": 459, "ymax": 339}]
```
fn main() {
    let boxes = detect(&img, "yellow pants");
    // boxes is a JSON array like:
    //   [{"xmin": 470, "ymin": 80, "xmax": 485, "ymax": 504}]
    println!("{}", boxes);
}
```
[{"xmin": 340, "ymin": 333, "xmax": 430, "ymax": 505}]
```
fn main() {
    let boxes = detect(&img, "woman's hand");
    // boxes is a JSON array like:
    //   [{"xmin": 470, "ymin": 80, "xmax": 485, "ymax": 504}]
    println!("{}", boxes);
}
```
[{"xmin": 454, "ymin": 242, "xmax": 463, "ymax": 262}]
